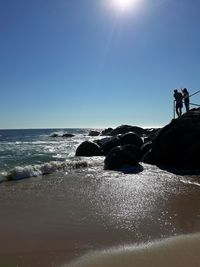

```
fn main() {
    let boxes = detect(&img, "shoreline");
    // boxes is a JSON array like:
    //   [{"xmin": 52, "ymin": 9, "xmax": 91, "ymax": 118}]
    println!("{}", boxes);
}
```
[{"xmin": 0, "ymin": 166, "xmax": 200, "ymax": 266}]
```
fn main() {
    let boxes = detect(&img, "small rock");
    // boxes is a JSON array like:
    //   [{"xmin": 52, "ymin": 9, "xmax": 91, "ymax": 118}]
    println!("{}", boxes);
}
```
[{"xmin": 62, "ymin": 133, "xmax": 74, "ymax": 138}]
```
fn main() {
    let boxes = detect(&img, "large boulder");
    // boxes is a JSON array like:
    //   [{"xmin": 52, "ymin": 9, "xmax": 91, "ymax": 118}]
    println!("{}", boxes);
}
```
[
  {"xmin": 104, "ymin": 144, "xmax": 141, "ymax": 170},
  {"xmin": 107, "ymin": 125, "xmax": 147, "ymax": 137},
  {"xmin": 149, "ymin": 108, "xmax": 200, "ymax": 169},
  {"xmin": 119, "ymin": 132, "xmax": 143, "ymax": 147},
  {"xmin": 97, "ymin": 135, "xmax": 121, "ymax": 155},
  {"xmin": 97, "ymin": 132, "xmax": 143, "ymax": 155},
  {"xmin": 75, "ymin": 141, "xmax": 103, "ymax": 157}
]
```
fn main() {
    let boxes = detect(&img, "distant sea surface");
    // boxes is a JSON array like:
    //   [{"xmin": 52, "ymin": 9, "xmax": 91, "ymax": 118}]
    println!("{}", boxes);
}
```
[{"xmin": 0, "ymin": 128, "xmax": 102, "ymax": 181}]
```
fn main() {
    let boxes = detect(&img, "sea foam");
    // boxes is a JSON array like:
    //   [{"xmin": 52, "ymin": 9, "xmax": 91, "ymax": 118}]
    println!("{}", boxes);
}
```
[
  {"xmin": 64, "ymin": 232, "xmax": 200, "ymax": 267},
  {"xmin": 5, "ymin": 159, "xmax": 89, "ymax": 180}
]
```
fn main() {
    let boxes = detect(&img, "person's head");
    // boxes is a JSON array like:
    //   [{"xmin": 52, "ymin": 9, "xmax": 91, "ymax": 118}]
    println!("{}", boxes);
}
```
[
  {"xmin": 183, "ymin": 88, "xmax": 188, "ymax": 93},
  {"xmin": 174, "ymin": 89, "xmax": 178, "ymax": 93}
]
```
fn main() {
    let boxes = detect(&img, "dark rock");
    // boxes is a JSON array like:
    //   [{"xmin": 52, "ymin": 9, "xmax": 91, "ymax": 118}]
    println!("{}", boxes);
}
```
[
  {"xmin": 104, "ymin": 144, "xmax": 141, "ymax": 170},
  {"xmin": 108, "ymin": 125, "xmax": 147, "ymax": 137},
  {"xmin": 144, "ymin": 128, "xmax": 161, "ymax": 141},
  {"xmin": 96, "ymin": 136, "xmax": 113, "ymax": 147},
  {"xmin": 116, "ymin": 164, "xmax": 143, "ymax": 174},
  {"xmin": 50, "ymin": 132, "xmax": 74, "ymax": 138},
  {"xmin": 143, "ymin": 137, "xmax": 152, "ymax": 143},
  {"xmin": 140, "ymin": 141, "xmax": 152, "ymax": 159},
  {"xmin": 97, "ymin": 132, "xmax": 143, "ymax": 156},
  {"xmin": 149, "ymin": 108, "xmax": 200, "ymax": 169},
  {"xmin": 62, "ymin": 133, "xmax": 74, "ymax": 138},
  {"xmin": 97, "ymin": 135, "xmax": 121, "ymax": 155},
  {"xmin": 51, "ymin": 133, "xmax": 59, "ymax": 137},
  {"xmin": 100, "ymin": 128, "xmax": 113, "ymax": 136},
  {"xmin": 119, "ymin": 132, "xmax": 143, "ymax": 148},
  {"xmin": 88, "ymin": 130, "xmax": 100, "ymax": 136},
  {"xmin": 75, "ymin": 141, "xmax": 103, "ymax": 157},
  {"xmin": 141, "ymin": 150, "xmax": 152, "ymax": 164}
]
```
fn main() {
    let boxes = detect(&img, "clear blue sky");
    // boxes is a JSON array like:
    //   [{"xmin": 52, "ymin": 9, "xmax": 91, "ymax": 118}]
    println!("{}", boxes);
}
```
[{"xmin": 1, "ymin": 0, "xmax": 200, "ymax": 129}]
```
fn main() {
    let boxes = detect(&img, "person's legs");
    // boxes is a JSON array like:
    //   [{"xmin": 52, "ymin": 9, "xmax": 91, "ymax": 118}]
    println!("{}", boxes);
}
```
[
  {"xmin": 179, "ymin": 107, "xmax": 182, "ymax": 116},
  {"xmin": 185, "ymin": 100, "xmax": 189, "ymax": 112},
  {"xmin": 176, "ymin": 105, "xmax": 179, "ymax": 117}
]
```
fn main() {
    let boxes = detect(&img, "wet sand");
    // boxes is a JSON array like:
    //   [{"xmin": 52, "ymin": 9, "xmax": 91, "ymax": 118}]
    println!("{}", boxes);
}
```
[{"xmin": 0, "ymin": 166, "xmax": 200, "ymax": 266}]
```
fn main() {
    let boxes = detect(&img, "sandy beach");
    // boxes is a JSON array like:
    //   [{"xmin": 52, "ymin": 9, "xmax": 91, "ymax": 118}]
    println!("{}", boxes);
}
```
[{"xmin": 0, "ymin": 165, "xmax": 200, "ymax": 266}]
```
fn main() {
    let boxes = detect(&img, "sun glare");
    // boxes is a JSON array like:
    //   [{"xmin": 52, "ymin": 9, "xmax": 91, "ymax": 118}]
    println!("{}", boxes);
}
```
[{"xmin": 111, "ymin": 0, "xmax": 139, "ymax": 12}]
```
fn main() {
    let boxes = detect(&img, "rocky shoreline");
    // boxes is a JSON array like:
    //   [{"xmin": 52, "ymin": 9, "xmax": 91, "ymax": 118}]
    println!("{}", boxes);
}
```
[{"xmin": 75, "ymin": 108, "xmax": 200, "ymax": 172}]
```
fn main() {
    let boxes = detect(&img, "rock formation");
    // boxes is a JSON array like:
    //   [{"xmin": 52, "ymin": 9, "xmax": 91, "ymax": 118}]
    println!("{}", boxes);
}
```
[{"xmin": 147, "ymin": 108, "xmax": 200, "ymax": 169}]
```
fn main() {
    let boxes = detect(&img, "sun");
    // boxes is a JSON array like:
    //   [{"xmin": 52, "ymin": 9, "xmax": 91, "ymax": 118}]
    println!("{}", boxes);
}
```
[{"xmin": 111, "ymin": 0, "xmax": 138, "ymax": 12}]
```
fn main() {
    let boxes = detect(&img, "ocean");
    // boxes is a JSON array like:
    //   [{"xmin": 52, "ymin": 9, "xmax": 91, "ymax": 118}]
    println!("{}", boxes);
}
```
[
  {"xmin": 1, "ymin": 128, "xmax": 200, "ymax": 266},
  {"xmin": 0, "ymin": 128, "xmax": 103, "ymax": 181}
]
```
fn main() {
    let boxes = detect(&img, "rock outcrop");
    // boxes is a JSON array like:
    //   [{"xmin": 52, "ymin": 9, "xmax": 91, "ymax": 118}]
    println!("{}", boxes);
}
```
[
  {"xmin": 105, "ymin": 125, "xmax": 147, "ymax": 137},
  {"xmin": 75, "ymin": 125, "xmax": 153, "ymax": 170},
  {"xmin": 75, "ymin": 111, "xmax": 200, "ymax": 172},
  {"xmin": 147, "ymin": 108, "xmax": 200, "ymax": 169}
]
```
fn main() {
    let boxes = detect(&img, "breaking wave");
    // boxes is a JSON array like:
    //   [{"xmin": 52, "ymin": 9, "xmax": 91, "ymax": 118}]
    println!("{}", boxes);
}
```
[{"xmin": 4, "ymin": 159, "xmax": 90, "ymax": 181}]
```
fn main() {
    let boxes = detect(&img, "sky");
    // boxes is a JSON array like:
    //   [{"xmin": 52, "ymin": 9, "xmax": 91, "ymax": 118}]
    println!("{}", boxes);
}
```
[{"xmin": 1, "ymin": 0, "xmax": 200, "ymax": 129}]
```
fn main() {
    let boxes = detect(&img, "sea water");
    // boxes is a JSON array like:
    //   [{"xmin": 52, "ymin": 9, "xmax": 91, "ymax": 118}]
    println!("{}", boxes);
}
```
[{"xmin": 0, "ymin": 128, "xmax": 103, "ymax": 181}]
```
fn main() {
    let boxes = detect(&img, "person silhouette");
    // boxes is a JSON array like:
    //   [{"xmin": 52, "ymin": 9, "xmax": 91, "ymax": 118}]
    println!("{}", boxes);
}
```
[
  {"xmin": 173, "ymin": 89, "xmax": 183, "ymax": 117},
  {"xmin": 182, "ymin": 88, "xmax": 190, "ymax": 113}
]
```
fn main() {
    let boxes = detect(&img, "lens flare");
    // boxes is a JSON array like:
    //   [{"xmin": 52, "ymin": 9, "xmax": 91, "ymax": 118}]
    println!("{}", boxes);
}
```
[{"xmin": 112, "ymin": 0, "xmax": 138, "ymax": 12}]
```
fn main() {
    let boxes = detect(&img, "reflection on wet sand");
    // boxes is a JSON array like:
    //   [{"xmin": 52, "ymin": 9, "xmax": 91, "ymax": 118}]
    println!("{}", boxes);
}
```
[{"xmin": 0, "ymin": 165, "xmax": 200, "ymax": 266}]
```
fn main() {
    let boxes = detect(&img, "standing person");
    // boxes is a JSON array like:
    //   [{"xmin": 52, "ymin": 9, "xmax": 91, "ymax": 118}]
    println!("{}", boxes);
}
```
[
  {"xmin": 173, "ymin": 89, "xmax": 183, "ymax": 117},
  {"xmin": 182, "ymin": 88, "xmax": 190, "ymax": 113}
]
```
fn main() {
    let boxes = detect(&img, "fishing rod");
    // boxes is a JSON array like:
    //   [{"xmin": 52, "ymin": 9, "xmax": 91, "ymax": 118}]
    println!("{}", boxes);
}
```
[
  {"xmin": 189, "ymin": 89, "xmax": 200, "ymax": 98},
  {"xmin": 190, "ymin": 103, "xmax": 200, "ymax": 107}
]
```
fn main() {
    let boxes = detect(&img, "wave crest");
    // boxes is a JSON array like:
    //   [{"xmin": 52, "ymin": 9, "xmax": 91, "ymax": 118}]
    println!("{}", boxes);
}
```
[{"xmin": 6, "ymin": 159, "xmax": 89, "ymax": 181}]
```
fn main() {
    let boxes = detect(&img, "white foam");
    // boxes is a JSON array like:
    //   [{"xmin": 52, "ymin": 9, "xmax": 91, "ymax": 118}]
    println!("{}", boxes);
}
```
[
  {"xmin": 64, "ymin": 232, "xmax": 200, "ymax": 267},
  {"xmin": 181, "ymin": 179, "xmax": 200, "ymax": 187},
  {"xmin": 6, "ymin": 159, "xmax": 89, "ymax": 180},
  {"xmin": 50, "ymin": 131, "xmax": 65, "ymax": 137}
]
